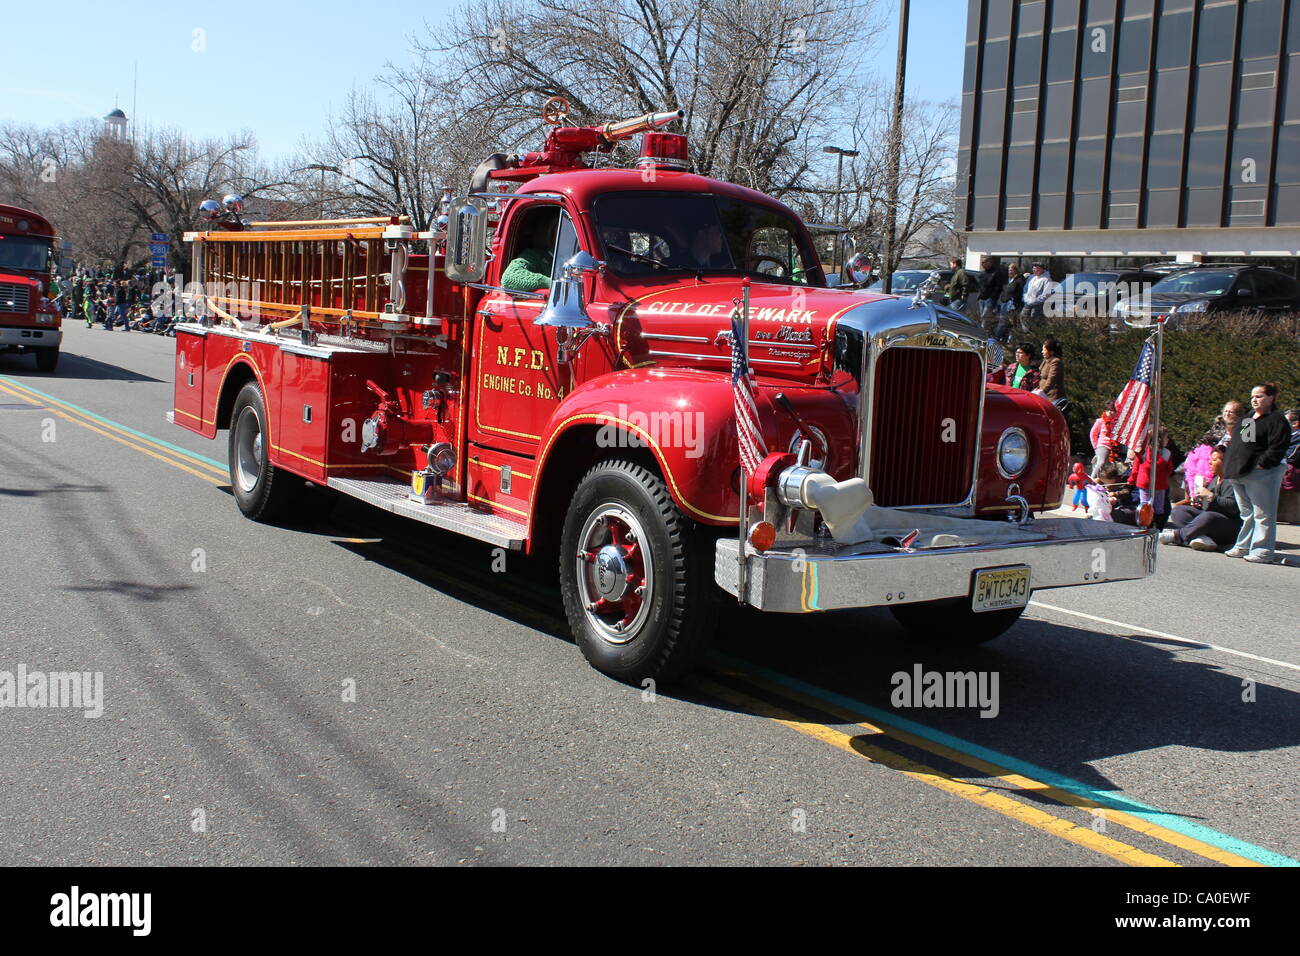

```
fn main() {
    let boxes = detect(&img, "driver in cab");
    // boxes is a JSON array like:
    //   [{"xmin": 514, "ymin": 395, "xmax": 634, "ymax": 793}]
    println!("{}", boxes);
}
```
[{"xmin": 501, "ymin": 211, "xmax": 559, "ymax": 292}]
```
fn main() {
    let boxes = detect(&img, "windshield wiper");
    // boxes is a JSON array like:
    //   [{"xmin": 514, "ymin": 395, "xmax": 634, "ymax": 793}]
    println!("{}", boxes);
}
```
[{"xmin": 607, "ymin": 244, "xmax": 673, "ymax": 270}]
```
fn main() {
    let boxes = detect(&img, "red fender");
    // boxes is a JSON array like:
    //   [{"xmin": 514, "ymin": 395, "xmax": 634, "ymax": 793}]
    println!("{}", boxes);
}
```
[{"xmin": 530, "ymin": 366, "xmax": 858, "ymax": 531}]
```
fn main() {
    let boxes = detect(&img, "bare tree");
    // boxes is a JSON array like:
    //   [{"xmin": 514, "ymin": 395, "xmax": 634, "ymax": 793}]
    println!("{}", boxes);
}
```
[{"xmin": 421, "ymin": 0, "xmax": 884, "ymax": 198}]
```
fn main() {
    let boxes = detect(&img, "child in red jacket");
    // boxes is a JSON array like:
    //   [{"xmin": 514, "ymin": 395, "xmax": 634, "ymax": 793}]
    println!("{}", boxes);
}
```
[{"xmin": 1132, "ymin": 426, "xmax": 1173, "ymax": 515}]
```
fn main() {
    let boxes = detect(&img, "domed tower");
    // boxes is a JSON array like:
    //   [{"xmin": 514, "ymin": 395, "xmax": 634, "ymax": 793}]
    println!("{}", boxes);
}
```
[{"xmin": 103, "ymin": 108, "xmax": 128, "ymax": 140}]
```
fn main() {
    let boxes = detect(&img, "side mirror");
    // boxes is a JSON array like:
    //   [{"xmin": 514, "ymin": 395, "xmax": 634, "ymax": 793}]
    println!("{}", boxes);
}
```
[
  {"xmin": 1236, "ymin": 287, "xmax": 1254, "ymax": 297},
  {"xmin": 444, "ymin": 196, "xmax": 488, "ymax": 283}
]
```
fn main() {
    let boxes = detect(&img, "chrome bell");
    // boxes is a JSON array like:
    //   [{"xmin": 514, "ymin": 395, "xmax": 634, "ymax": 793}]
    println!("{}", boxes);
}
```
[
  {"xmin": 535, "ymin": 250, "xmax": 605, "ymax": 329},
  {"xmin": 198, "ymin": 199, "xmax": 223, "ymax": 222}
]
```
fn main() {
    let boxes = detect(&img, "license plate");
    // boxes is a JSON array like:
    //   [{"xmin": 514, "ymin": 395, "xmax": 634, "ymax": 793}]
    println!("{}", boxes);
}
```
[{"xmin": 970, "ymin": 565, "xmax": 1031, "ymax": 613}]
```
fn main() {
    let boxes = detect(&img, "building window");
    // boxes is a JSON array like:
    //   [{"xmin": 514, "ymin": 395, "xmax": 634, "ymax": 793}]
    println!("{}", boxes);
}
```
[
  {"xmin": 1085, "ymin": 0, "xmax": 1116, "ymax": 26},
  {"xmin": 1043, "ymin": 82, "xmax": 1073, "ymax": 140},
  {"xmin": 1039, "ymin": 141, "xmax": 1069, "ymax": 193},
  {"xmin": 1116, "ymin": 17, "xmax": 1152, "ymax": 75},
  {"xmin": 1006, "ymin": 146, "xmax": 1036, "ymax": 194},
  {"xmin": 1010, "ymin": 102, "xmax": 1039, "ymax": 144},
  {"xmin": 1013, "ymin": 33, "xmax": 1043, "ymax": 87},
  {"xmin": 1051, "ymin": 0, "xmax": 1080, "ymax": 31},
  {"xmin": 1114, "ymin": 80, "xmax": 1147, "ymax": 134},
  {"xmin": 1046, "ymin": 30, "xmax": 1078, "ymax": 83},
  {"xmin": 1277, "ymin": 124, "xmax": 1300, "ymax": 183},
  {"xmin": 1109, "ymin": 135, "xmax": 1143, "ymax": 190},
  {"xmin": 1241, "ymin": 0, "xmax": 1284, "ymax": 60},
  {"xmin": 1018, "ymin": 1, "xmax": 1046, "ymax": 35},
  {"xmin": 1152, "ymin": 68, "xmax": 1189, "ymax": 132},
  {"xmin": 1074, "ymin": 138, "xmax": 1106, "ymax": 192},
  {"xmin": 1193, "ymin": 64, "xmax": 1232, "ymax": 130},
  {"xmin": 1146, "ymin": 132, "xmax": 1185, "ymax": 188},
  {"xmin": 986, "ymin": 0, "xmax": 1013, "ymax": 39},
  {"xmin": 1156, "ymin": 11, "xmax": 1193, "ymax": 69},
  {"xmin": 982, "ymin": 38, "xmax": 1010, "ymax": 88},
  {"xmin": 1196, "ymin": 4, "xmax": 1237, "ymax": 65},
  {"xmin": 980, "ymin": 90, "xmax": 1007, "ymax": 143},
  {"xmin": 974, "ymin": 147, "xmax": 1003, "ymax": 197},
  {"xmin": 1081, "ymin": 25, "xmax": 1114, "ymax": 79},
  {"xmin": 1186, "ymin": 129, "xmax": 1227, "ymax": 188},
  {"xmin": 1078, "ymin": 77, "xmax": 1110, "ymax": 138}
]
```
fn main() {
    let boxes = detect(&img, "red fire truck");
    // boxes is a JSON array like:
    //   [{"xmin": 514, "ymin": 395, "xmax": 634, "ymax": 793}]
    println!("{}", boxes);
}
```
[
  {"xmin": 0, "ymin": 204, "xmax": 62, "ymax": 371},
  {"xmin": 171, "ymin": 106, "xmax": 1157, "ymax": 682}
]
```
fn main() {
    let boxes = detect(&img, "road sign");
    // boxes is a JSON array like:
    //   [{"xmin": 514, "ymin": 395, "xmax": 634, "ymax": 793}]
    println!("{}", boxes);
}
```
[
  {"xmin": 151, "ymin": 255, "xmax": 166, "ymax": 267},
  {"xmin": 150, "ymin": 233, "xmax": 168, "ymax": 243}
]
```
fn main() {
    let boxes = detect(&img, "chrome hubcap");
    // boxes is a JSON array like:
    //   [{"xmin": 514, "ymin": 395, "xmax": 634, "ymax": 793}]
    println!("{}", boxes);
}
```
[
  {"xmin": 575, "ymin": 506, "xmax": 652, "ymax": 645},
  {"xmin": 234, "ymin": 406, "xmax": 264, "ymax": 493}
]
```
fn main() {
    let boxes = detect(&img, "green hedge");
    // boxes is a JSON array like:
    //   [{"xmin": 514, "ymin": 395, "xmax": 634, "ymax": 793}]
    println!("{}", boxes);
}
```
[{"xmin": 1016, "ymin": 316, "xmax": 1300, "ymax": 456}]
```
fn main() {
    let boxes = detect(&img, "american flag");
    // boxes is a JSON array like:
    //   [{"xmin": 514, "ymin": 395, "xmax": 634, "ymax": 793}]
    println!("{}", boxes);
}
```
[
  {"xmin": 1114, "ymin": 336, "xmax": 1156, "ymax": 451},
  {"xmin": 731, "ymin": 300, "xmax": 767, "ymax": 474}
]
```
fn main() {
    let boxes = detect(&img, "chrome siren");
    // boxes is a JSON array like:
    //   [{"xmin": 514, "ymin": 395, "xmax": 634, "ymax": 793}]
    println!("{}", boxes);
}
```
[{"xmin": 199, "ymin": 199, "xmax": 223, "ymax": 222}]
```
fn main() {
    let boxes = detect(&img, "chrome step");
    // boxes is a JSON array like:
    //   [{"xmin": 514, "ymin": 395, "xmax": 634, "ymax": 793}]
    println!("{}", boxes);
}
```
[{"xmin": 327, "ymin": 476, "xmax": 526, "ymax": 549}]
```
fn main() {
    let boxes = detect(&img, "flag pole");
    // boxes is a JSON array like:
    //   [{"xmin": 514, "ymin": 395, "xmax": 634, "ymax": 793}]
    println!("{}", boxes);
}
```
[
  {"xmin": 737, "ymin": 277, "xmax": 752, "ymax": 604},
  {"xmin": 1147, "ymin": 323, "xmax": 1164, "ymax": 526}
]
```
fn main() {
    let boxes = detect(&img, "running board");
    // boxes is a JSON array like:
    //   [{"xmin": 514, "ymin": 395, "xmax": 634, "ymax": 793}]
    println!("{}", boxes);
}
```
[{"xmin": 327, "ymin": 476, "xmax": 526, "ymax": 549}]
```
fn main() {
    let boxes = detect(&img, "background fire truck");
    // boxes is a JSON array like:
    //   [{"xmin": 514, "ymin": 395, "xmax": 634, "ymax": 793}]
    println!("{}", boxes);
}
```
[
  {"xmin": 171, "ymin": 106, "xmax": 1157, "ymax": 683},
  {"xmin": 0, "ymin": 204, "xmax": 61, "ymax": 372}
]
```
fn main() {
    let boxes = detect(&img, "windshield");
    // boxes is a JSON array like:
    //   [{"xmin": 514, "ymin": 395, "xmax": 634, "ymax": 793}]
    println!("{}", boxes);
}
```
[
  {"xmin": 1151, "ymin": 271, "xmax": 1235, "ymax": 296},
  {"xmin": 0, "ymin": 235, "xmax": 53, "ymax": 273},
  {"xmin": 591, "ymin": 191, "xmax": 822, "ymax": 285}
]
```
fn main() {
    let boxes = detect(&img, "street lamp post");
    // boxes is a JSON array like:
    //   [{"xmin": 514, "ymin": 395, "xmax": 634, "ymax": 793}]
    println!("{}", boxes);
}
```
[
  {"xmin": 882, "ymin": 0, "xmax": 911, "ymax": 295},
  {"xmin": 823, "ymin": 145, "xmax": 859, "ymax": 278}
]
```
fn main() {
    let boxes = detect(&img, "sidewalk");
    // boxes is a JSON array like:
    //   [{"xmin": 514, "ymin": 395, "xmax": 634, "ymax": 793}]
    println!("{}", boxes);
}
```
[{"xmin": 1043, "ymin": 485, "xmax": 1300, "ymax": 560}]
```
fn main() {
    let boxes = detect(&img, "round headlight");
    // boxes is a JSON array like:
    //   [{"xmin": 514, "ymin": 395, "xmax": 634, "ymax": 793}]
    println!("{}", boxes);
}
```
[{"xmin": 997, "ymin": 427, "xmax": 1030, "ymax": 478}]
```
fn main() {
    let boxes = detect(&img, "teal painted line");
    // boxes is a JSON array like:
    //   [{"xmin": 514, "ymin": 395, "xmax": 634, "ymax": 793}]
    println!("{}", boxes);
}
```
[
  {"xmin": 716, "ymin": 652, "xmax": 1299, "ymax": 868},
  {"xmin": 0, "ymin": 375, "xmax": 226, "ymax": 471}
]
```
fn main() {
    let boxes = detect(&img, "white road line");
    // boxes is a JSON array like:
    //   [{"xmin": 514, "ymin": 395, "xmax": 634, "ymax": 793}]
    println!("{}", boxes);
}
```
[{"xmin": 1028, "ymin": 600, "xmax": 1300, "ymax": 673}]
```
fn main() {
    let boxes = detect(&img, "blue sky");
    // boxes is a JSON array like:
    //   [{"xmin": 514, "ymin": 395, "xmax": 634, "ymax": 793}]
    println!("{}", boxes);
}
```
[{"xmin": 2, "ymin": 0, "xmax": 964, "ymax": 161}]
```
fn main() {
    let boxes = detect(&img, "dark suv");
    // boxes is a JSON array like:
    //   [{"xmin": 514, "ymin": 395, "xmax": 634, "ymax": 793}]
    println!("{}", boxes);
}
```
[{"xmin": 1111, "ymin": 265, "xmax": 1300, "ymax": 329}]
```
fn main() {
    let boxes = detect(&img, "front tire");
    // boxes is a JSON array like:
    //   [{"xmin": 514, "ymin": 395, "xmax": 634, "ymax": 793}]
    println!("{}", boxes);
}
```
[
  {"xmin": 228, "ymin": 381, "xmax": 301, "ymax": 521},
  {"xmin": 889, "ymin": 598, "xmax": 1027, "ymax": 645},
  {"xmin": 560, "ymin": 459, "xmax": 718, "ymax": 684},
  {"xmin": 34, "ymin": 348, "xmax": 58, "ymax": 372}
]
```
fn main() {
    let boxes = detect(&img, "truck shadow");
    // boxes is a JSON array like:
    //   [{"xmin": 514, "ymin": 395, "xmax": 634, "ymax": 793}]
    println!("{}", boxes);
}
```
[
  {"xmin": 700, "ymin": 603, "xmax": 1300, "ymax": 798},
  {"xmin": 289, "ymin": 493, "xmax": 1297, "ymax": 801},
  {"xmin": 0, "ymin": 351, "xmax": 164, "ymax": 383}
]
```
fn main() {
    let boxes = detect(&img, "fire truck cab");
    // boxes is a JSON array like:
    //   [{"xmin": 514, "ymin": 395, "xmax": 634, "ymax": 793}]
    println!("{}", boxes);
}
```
[
  {"xmin": 172, "ymin": 108, "xmax": 1157, "ymax": 683},
  {"xmin": 0, "ymin": 205, "xmax": 61, "ymax": 372}
]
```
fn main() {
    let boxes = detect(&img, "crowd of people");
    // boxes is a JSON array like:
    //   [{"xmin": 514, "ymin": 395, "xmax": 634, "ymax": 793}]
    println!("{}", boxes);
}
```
[
  {"xmin": 1087, "ymin": 387, "xmax": 1297, "ymax": 565},
  {"xmin": 50, "ymin": 267, "xmax": 179, "ymax": 335},
  {"xmin": 945, "ymin": 256, "xmax": 1059, "ymax": 341},
  {"xmin": 985, "ymin": 335, "xmax": 1296, "ymax": 564}
]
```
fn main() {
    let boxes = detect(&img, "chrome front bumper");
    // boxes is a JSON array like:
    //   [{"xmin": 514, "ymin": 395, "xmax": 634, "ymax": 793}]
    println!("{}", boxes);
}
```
[
  {"xmin": 0, "ymin": 326, "xmax": 61, "ymax": 347},
  {"xmin": 715, "ymin": 517, "xmax": 1157, "ymax": 612}
]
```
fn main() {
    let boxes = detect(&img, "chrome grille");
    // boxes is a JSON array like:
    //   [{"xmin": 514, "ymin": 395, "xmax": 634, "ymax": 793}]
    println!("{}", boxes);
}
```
[
  {"xmin": 868, "ymin": 347, "xmax": 983, "ymax": 507},
  {"xmin": 0, "ymin": 283, "xmax": 31, "ymax": 314}
]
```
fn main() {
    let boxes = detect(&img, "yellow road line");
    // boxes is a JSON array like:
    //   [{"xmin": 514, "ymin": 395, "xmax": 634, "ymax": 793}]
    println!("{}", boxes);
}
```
[
  {"xmin": 0, "ymin": 380, "xmax": 223, "ymax": 486},
  {"xmin": 724, "ymin": 668, "xmax": 1262, "ymax": 868},
  {"xmin": 0, "ymin": 377, "xmax": 227, "ymax": 477},
  {"xmin": 692, "ymin": 676, "xmax": 1178, "ymax": 867}
]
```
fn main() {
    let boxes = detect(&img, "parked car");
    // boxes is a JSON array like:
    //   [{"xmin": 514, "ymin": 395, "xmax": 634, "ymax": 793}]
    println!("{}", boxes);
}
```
[
  {"xmin": 1046, "ymin": 270, "xmax": 1164, "ymax": 318},
  {"xmin": 865, "ymin": 269, "xmax": 952, "ymax": 297},
  {"xmin": 1111, "ymin": 265, "xmax": 1300, "ymax": 329}
]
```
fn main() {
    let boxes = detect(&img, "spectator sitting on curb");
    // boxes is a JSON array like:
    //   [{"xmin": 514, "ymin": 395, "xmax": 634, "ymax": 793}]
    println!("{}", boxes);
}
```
[{"xmin": 1160, "ymin": 446, "xmax": 1242, "ymax": 551}]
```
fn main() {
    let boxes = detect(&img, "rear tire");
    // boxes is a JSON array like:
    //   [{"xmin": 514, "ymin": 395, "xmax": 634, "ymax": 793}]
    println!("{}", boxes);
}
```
[
  {"xmin": 889, "ymin": 598, "xmax": 1027, "ymax": 645},
  {"xmin": 560, "ymin": 459, "xmax": 719, "ymax": 684},
  {"xmin": 228, "ymin": 381, "xmax": 302, "ymax": 522},
  {"xmin": 34, "ymin": 348, "xmax": 58, "ymax": 372}
]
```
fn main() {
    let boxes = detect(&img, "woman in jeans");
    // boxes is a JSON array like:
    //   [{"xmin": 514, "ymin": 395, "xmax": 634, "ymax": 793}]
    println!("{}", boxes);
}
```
[{"xmin": 1223, "ymin": 383, "xmax": 1292, "ymax": 563}]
